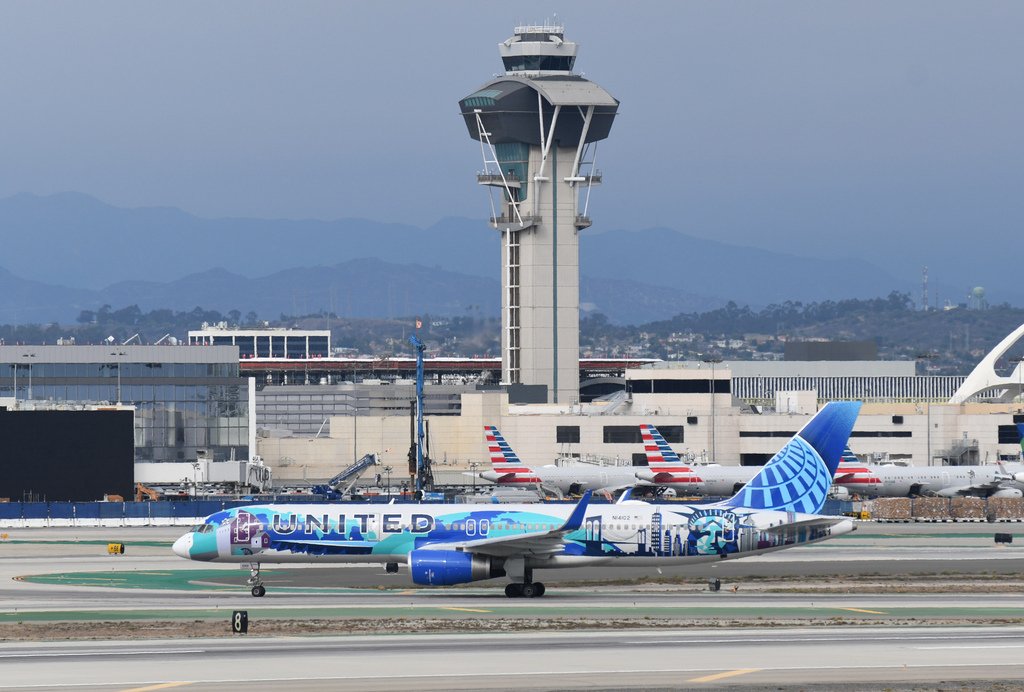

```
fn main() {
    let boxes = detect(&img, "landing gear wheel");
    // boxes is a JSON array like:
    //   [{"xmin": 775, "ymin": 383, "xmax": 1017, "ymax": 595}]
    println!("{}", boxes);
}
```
[
  {"xmin": 520, "ymin": 583, "xmax": 537, "ymax": 598},
  {"xmin": 505, "ymin": 583, "xmax": 523, "ymax": 598},
  {"xmin": 247, "ymin": 563, "xmax": 265, "ymax": 597},
  {"xmin": 385, "ymin": 562, "xmax": 399, "ymax": 574},
  {"xmin": 534, "ymin": 582, "xmax": 546, "ymax": 597}
]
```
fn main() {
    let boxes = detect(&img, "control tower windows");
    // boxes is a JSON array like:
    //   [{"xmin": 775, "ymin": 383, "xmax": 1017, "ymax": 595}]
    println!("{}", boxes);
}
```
[{"xmin": 502, "ymin": 55, "xmax": 575, "ymax": 73}]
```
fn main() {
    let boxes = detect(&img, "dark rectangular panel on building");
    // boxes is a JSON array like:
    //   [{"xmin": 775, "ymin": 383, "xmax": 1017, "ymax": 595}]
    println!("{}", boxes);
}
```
[
  {"xmin": 784, "ymin": 340, "xmax": 878, "ymax": 361},
  {"xmin": 0, "ymin": 410, "xmax": 134, "ymax": 501}
]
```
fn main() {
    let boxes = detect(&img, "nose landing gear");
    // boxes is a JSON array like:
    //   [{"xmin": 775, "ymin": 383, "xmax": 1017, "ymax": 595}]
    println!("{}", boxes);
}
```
[{"xmin": 247, "ymin": 563, "xmax": 265, "ymax": 597}]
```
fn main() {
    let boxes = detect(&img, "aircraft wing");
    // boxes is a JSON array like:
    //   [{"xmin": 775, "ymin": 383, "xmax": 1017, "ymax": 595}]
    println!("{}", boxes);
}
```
[
  {"xmin": 940, "ymin": 479, "xmax": 1014, "ymax": 497},
  {"xmin": 760, "ymin": 515, "xmax": 851, "ymax": 534},
  {"xmin": 593, "ymin": 481, "xmax": 637, "ymax": 494},
  {"xmin": 421, "ymin": 491, "xmax": 592, "ymax": 558}
]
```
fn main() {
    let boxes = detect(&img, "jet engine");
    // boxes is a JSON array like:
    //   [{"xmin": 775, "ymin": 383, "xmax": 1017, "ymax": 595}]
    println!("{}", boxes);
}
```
[
  {"xmin": 991, "ymin": 488, "xmax": 1024, "ymax": 499},
  {"xmin": 408, "ymin": 550, "xmax": 505, "ymax": 586}
]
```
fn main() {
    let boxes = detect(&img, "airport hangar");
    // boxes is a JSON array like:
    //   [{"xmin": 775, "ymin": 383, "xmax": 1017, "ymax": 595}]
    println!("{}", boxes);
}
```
[{"xmin": 0, "ymin": 344, "xmax": 264, "ymax": 498}]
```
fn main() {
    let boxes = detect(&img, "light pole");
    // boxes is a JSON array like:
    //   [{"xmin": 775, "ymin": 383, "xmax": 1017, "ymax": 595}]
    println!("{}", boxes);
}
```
[
  {"xmin": 109, "ymin": 351, "xmax": 126, "ymax": 404},
  {"xmin": 22, "ymin": 354, "xmax": 35, "ymax": 401},
  {"xmin": 191, "ymin": 461, "xmax": 201, "ymax": 498},
  {"xmin": 917, "ymin": 353, "xmax": 937, "ymax": 466},
  {"xmin": 469, "ymin": 461, "xmax": 480, "ymax": 493},
  {"xmin": 702, "ymin": 357, "xmax": 722, "ymax": 463},
  {"xmin": 383, "ymin": 465, "xmax": 393, "ymax": 499}
]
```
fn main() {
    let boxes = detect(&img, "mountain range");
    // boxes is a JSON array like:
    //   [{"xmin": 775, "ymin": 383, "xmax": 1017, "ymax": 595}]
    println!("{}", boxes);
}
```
[{"xmin": 0, "ymin": 192, "xmax": 949, "ymax": 326}]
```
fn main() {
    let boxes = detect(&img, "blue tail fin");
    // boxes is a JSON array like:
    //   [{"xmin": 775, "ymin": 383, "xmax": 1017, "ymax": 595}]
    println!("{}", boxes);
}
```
[
  {"xmin": 724, "ymin": 401, "xmax": 861, "ymax": 514},
  {"xmin": 1017, "ymin": 423, "xmax": 1024, "ymax": 452}
]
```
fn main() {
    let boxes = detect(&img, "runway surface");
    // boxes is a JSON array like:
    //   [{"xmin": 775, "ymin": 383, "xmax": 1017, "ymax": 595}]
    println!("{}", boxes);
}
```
[
  {"xmin": 3, "ymin": 626, "xmax": 1024, "ymax": 690},
  {"xmin": 4, "ymin": 523, "xmax": 1024, "ymax": 690}
]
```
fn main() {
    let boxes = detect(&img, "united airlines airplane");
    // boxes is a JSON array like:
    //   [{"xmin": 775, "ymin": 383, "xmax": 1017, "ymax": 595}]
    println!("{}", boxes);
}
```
[{"xmin": 173, "ymin": 402, "xmax": 861, "ymax": 598}]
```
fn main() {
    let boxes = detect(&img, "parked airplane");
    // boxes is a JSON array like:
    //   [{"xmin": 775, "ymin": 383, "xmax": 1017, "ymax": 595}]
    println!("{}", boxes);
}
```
[
  {"xmin": 832, "ymin": 448, "xmax": 1023, "ymax": 498},
  {"xmin": 635, "ymin": 424, "xmax": 756, "ymax": 496},
  {"xmin": 173, "ymin": 402, "xmax": 862, "ymax": 598},
  {"xmin": 476, "ymin": 425, "xmax": 639, "ymax": 496}
]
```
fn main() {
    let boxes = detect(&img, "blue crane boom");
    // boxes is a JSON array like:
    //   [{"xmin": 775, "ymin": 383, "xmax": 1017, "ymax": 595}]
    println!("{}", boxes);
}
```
[{"xmin": 408, "ymin": 333, "xmax": 431, "ymax": 493}]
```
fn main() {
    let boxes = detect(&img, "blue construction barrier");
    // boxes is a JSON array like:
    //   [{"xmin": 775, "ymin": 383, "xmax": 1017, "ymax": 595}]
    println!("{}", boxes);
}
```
[{"xmin": 22, "ymin": 503, "xmax": 51, "ymax": 519}]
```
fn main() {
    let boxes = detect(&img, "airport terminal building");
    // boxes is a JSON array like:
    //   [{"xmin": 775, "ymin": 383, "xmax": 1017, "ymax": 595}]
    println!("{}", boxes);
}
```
[{"xmin": 0, "ymin": 345, "xmax": 251, "ymax": 464}]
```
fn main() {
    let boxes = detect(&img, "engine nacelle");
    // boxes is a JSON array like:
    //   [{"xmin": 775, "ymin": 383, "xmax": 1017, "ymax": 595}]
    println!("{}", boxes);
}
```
[
  {"xmin": 408, "ymin": 550, "xmax": 505, "ymax": 586},
  {"xmin": 1014, "ymin": 472, "xmax": 1024, "ymax": 484},
  {"xmin": 991, "ymin": 488, "xmax": 1024, "ymax": 499}
]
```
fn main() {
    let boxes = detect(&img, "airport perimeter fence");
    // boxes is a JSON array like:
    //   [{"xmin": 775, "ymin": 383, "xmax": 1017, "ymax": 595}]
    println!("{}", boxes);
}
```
[
  {"xmin": 0, "ymin": 500, "xmax": 263, "ymax": 528},
  {"xmin": 0, "ymin": 497, "xmax": 859, "ymax": 528}
]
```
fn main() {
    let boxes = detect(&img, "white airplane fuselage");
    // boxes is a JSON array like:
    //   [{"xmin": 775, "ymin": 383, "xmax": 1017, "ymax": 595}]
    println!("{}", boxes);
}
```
[
  {"xmin": 479, "ymin": 463, "xmax": 640, "ymax": 495},
  {"xmin": 636, "ymin": 465, "xmax": 757, "ymax": 497},
  {"xmin": 834, "ymin": 464, "xmax": 1024, "ymax": 498}
]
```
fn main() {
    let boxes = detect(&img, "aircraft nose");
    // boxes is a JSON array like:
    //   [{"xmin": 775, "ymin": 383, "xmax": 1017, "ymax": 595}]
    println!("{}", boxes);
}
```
[{"xmin": 172, "ymin": 533, "xmax": 193, "ymax": 558}]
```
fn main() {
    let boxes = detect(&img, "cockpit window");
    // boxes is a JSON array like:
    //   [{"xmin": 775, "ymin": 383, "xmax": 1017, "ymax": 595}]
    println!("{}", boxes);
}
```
[{"xmin": 190, "ymin": 524, "xmax": 215, "ymax": 534}]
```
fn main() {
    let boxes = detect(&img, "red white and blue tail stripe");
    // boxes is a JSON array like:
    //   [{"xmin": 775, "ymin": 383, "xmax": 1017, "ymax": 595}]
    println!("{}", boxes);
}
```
[
  {"xmin": 484, "ymin": 426, "xmax": 542, "ymax": 483},
  {"xmin": 640, "ymin": 424, "xmax": 702, "ymax": 485},
  {"xmin": 832, "ymin": 446, "xmax": 881, "ymax": 487}
]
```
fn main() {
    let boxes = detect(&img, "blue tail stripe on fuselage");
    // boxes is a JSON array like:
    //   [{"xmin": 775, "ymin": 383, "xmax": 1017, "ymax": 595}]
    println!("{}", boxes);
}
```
[{"xmin": 724, "ymin": 401, "xmax": 861, "ymax": 514}]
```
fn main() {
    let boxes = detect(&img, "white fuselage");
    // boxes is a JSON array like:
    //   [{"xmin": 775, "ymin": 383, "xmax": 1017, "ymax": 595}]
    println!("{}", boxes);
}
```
[
  {"xmin": 480, "ymin": 463, "xmax": 641, "ymax": 495},
  {"xmin": 637, "ymin": 465, "xmax": 757, "ymax": 497},
  {"xmin": 834, "ymin": 463, "xmax": 1022, "ymax": 498}
]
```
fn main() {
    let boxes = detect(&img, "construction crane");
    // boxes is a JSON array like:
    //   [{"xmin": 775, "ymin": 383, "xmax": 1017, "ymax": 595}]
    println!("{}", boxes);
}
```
[{"xmin": 408, "ymin": 332, "xmax": 433, "ymax": 494}]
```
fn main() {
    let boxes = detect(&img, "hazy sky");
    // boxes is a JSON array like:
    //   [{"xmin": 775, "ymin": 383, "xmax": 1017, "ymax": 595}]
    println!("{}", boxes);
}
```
[{"xmin": 1, "ymin": 2, "xmax": 1021, "ymax": 296}]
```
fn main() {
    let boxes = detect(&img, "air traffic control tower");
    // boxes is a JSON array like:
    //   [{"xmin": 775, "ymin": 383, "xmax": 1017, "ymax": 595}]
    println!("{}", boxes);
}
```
[{"xmin": 459, "ymin": 25, "xmax": 618, "ymax": 404}]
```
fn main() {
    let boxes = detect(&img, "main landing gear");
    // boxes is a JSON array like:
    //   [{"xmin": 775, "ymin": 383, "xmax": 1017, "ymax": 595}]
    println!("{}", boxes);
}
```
[
  {"xmin": 248, "ymin": 563, "xmax": 266, "ymax": 597},
  {"xmin": 505, "ymin": 582, "xmax": 546, "ymax": 598},
  {"xmin": 505, "ymin": 569, "xmax": 546, "ymax": 598}
]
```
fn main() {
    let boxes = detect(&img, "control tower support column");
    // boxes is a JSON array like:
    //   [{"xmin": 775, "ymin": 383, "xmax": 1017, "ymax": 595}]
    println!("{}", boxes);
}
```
[{"xmin": 459, "ymin": 25, "xmax": 618, "ymax": 405}]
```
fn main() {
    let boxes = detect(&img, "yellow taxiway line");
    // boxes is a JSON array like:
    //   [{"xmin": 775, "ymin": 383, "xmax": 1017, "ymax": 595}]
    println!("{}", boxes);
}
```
[{"xmin": 688, "ymin": 668, "xmax": 760, "ymax": 683}]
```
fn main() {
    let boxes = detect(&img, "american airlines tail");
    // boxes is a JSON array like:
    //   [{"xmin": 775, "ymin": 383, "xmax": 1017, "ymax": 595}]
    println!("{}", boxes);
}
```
[
  {"xmin": 832, "ymin": 445, "xmax": 881, "ymax": 488},
  {"xmin": 724, "ymin": 401, "xmax": 862, "ymax": 514},
  {"xmin": 639, "ymin": 424, "xmax": 700, "ymax": 485},
  {"xmin": 484, "ymin": 425, "xmax": 541, "ymax": 483}
]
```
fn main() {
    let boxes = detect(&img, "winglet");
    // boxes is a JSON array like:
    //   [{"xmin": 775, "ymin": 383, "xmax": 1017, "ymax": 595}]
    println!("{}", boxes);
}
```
[
  {"xmin": 616, "ymin": 488, "xmax": 633, "ymax": 504},
  {"xmin": 559, "ymin": 490, "xmax": 592, "ymax": 532}
]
